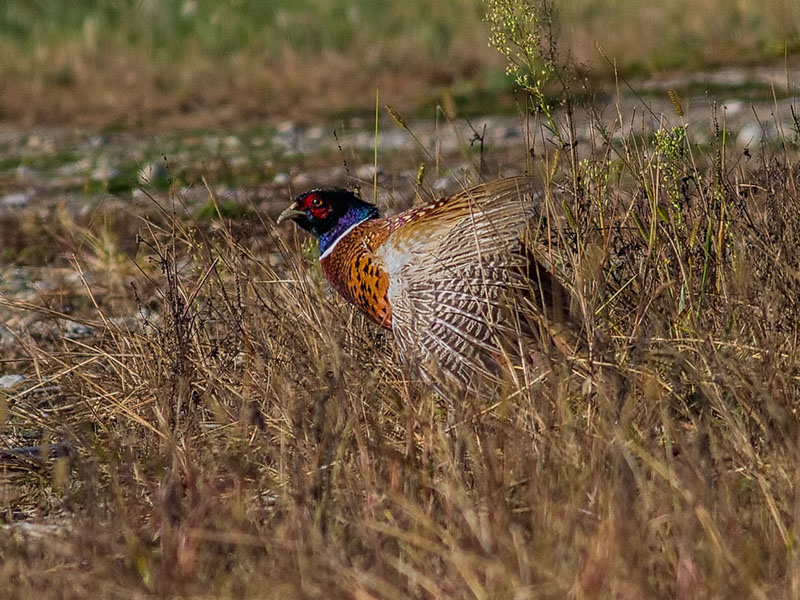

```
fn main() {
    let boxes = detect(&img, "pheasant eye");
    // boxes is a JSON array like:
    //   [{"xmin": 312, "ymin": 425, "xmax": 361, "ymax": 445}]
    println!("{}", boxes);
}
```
[{"xmin": 310, "ymin": 196, "xmax": 323, "ymax": 208}]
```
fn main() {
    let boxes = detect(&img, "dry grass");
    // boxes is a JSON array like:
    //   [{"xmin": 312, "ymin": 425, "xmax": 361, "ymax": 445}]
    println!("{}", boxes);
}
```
[{"xmin": 2, "ymin": 103, "xmax": 800, "ymax": 598}]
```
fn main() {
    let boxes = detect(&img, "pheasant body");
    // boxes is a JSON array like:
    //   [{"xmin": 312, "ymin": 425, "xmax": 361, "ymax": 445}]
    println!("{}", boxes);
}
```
[
  {"xmin": 320, "ymin": 219, "xmax": 394, "ymax": 328},
  {"xmin": 279, "ymin": 177, "xmax": 575, "ymax": 393}
]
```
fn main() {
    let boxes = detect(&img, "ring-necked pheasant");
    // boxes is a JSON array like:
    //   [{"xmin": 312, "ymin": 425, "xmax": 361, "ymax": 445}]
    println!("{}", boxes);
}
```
[{"xmin": 278, "ymin": 177, "xmax": 587, "ymax": 396}]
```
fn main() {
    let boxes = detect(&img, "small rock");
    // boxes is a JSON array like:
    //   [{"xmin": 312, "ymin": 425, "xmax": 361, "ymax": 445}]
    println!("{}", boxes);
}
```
[
  {"xmin": 0, "ymin": 374, "xmax": 25, "ymax": 390},
  {"xmin": 62, "ymin": 320, "xmax": 92, "ymax": 339},
  {"xmin": 1, "ymin": 192, "xmax": 31, "ymax": 207},
  {"xmin": 293, "ymin": 174, "xmax": 310, "ymax": 188},
  {"xmin": 737, "ymin": 123, "xmax": 763, "ymax": 147},
  {"xmin": 382, "ymin": 130, "xmax": 407, "ymax": 150},
  {"xmin": 138, "ymin": 161, "xmax": 169, "ymax": 186},
  {"xmin": 276, "ymin": 121, "xmax": 297, "ymax": 135},
  {"xmin": 723, "ymin": 100, "xmax": 744, "ymax": 116},
  {"xmin": 228, "ymin": 156, "xmax": 249, "ymax": 169},
  {"xmin": 356, "ymin": 164, "xmax": 383, "ymax": 181},
  {"xmin": 91, "ymin": 161, "xmax": 118, "ymax": 182},
  {"xmin": 14, "ymin": 165, "xmax": 33, "ymax": 181},
  {"xmin": 432, "ymin": 177, "xmax": 452, "ymax": 192},
  {"xmin": 107, "ymin": 316, "xmax": 141, "ymax": 333},
  {"xmin": 305, "ymin": 126, "xmax": 325, "ymax": 141}
]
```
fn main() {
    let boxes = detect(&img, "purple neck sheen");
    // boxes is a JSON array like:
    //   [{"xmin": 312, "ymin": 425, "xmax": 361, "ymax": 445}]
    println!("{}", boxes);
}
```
[{"xmin": 318, "ymin": 203, "xmax": 379, "ymax": 259}]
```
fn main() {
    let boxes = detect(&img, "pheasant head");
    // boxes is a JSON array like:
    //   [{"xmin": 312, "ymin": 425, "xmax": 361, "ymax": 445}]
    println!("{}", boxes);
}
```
[{"xmin": 277, "ymin": 188, "xmax": 380, "ymax": 258}]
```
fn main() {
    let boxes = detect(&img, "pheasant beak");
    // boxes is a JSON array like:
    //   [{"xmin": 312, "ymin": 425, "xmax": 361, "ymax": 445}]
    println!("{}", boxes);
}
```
[{"xmin": 277, "ymin": 203, "xmax": 304, "ymax": 224}]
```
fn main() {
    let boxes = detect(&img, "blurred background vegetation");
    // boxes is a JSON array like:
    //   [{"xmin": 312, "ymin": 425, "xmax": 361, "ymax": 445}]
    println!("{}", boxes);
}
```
[{"xmin": 1, "ymin": 0, "xmax": 798, "ymax": 128}]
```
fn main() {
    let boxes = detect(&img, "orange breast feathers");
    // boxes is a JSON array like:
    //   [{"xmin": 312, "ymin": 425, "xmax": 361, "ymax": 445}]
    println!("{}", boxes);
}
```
[{"xmin": 320, "ymin": 222, "xmax": 393, "ymax": 329}]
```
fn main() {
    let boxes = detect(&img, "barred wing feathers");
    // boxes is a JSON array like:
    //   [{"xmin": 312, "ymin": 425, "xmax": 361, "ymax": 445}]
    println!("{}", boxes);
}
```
[{"xmin": 378, "ymin": 177, "xmax": 545, "ymax": 390}]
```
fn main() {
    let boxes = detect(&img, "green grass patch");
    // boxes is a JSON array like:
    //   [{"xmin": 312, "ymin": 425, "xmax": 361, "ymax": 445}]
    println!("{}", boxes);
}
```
[{"xmin": 0, "ymin": 0, "xmax": 797, "ymax": 126}]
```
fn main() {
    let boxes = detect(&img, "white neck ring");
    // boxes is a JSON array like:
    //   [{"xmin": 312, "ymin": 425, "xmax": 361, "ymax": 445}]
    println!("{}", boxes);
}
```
[{"xmin": 319, "ymin": 216, "xmax": 371, "ymax": 260}]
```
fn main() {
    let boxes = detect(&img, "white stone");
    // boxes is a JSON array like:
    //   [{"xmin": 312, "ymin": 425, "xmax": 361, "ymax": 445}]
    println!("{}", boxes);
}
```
[
  {"xmin": 1, "ymin": 192, "xmax": 30, "ymax": 207},
  {"xmin": 0, "ymin": 374, "xmax": 25, "ymax": 390},
  {"xmin": 737, "ymin": 123, "xmax": 763, "ymax": 147}
]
